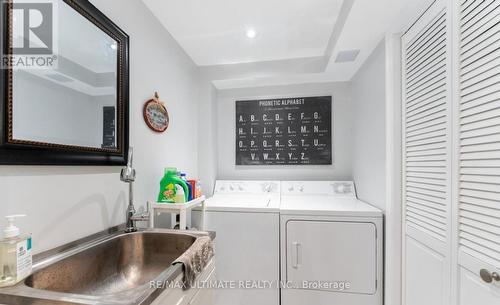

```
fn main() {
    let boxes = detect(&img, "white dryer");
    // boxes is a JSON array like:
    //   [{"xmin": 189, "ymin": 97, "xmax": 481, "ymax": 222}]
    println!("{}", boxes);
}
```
[
  {"xmin": 193, "ymin": 180, "xmax": 280, "ymax": 305},
  {"xmin": 280, "ymin": 181, "xmax": 383, "ymax": 305}
]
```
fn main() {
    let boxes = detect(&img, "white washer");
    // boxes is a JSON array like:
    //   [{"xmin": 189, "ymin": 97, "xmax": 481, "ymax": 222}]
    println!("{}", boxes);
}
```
[
  {"xmin": 193, "ymin": 180, "xmax": 280, "ymax": 305},
  {"xmin": 280, "ymin": 181, "xmax": 383, "ymax": 305}
]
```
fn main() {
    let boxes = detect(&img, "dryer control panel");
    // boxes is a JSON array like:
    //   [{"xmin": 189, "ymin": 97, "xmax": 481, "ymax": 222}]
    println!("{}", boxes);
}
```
[
  {"xmin": 214, "ymin": 180, "xmax": 280, "ymax": 194},
  {"xmin": 281, "ymin": 181, "xmax": 357, "ymax": 197}
]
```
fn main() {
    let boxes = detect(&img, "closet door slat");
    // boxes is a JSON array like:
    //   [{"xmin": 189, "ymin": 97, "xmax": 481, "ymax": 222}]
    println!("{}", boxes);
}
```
[
  {"xmin": 461, "ymin": 4, "xmax": 500, "ymax": 47},
  {"xmin": 403, "ymin": 8, "xmax": 450, "ymax": 245},
  {"xmin": 459, "ymin": 0, "xmax": 500, "ymax": 268}
]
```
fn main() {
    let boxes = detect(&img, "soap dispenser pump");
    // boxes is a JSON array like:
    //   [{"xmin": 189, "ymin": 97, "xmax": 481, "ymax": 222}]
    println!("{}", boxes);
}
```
[
  {"xmin": 4, "ymin": 215, "xmax": 23, "ymax": 238},
  {"xmin": 0, "ymin": 215, "xmax": 32, "ymax": 287}
]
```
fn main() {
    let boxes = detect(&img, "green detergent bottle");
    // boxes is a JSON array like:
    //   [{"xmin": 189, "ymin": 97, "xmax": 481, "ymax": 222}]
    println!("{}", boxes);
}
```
[{"xmin": 157, "ymin": 167, "xmax": 189, "ymax": 203}]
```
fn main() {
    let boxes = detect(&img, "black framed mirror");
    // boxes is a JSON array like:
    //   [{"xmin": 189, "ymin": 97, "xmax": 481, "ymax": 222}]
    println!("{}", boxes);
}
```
[{"xmin": 0, "ymin": 0, "xmax": 129, "ymax": 165}]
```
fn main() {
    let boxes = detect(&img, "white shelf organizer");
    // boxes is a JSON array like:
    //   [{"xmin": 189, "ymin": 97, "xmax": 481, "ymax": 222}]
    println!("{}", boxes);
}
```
[{"xmin": 148, "ymin": 195, "xmax": 206, "ymax": 231}]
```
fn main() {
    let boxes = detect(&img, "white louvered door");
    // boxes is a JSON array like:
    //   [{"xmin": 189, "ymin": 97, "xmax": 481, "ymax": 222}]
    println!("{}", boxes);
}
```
[
  {"xmin": 402, "ymin": 1, "xmax": 453, "ymax": 304},
  {"xmin": 457, "ymin": 0, "xmax": 500, "ymax": 302},
  {"xmin": 402, "ymin": 0, "xmax": 500, "ymax": 303}
]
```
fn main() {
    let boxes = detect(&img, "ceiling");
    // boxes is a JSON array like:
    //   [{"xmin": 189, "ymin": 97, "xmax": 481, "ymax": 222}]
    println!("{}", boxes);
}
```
[
  {"xmin": 142, "ymin": 0, "xmax": 344, "ymax": 66},
  {"xmin": 142, "ymin": 0, "xmax": 432, "ymax": 89},
  {"xmin": 59, "ymin": 1, "xmax": 117, "ymax": 73}
]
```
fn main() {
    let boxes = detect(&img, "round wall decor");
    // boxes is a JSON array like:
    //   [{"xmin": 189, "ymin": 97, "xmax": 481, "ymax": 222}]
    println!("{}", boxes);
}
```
[{"xmin": 143, "ymin": 92, "xmax": 169, "ymax": 133}]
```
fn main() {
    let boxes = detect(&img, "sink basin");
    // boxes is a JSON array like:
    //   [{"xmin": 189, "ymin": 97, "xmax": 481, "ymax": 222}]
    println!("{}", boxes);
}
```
[
  {"xmin": 0, "ymin": 228, "xmax": 214, "ymax": 305},
  {"xmin": 25, "ymin": 231, "xmax": 196, "ymax": 295}
]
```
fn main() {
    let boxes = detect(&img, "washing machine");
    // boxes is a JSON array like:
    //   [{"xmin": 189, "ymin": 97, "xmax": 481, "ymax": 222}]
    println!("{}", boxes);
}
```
[
  {"xmin": 193, "ymin": 180, "xmax": 281, "ymax": 305},
  {"xmin": 280, "ymin": 181, "xmax": 383, "ymax": 305}
]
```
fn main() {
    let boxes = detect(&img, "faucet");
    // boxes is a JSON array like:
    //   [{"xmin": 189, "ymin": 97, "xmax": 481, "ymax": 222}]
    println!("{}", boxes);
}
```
[{"xmin": 121, "ymin": 147, "xmax": 149, "ymax": 233}]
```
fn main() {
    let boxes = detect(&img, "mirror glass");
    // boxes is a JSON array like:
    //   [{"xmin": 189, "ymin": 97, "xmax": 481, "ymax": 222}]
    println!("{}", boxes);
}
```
[{"xmin": 11, "ymin": 1, "xmax": 118, "ymax": 149}]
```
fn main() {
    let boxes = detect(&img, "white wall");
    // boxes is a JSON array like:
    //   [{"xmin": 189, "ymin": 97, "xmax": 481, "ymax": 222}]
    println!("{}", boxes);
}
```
[
  {"xmin": 351, "ymin": 39, "xmax": 386, "ymax": 210},
  {"xmin": 0, "ymin": 0, "xmax": 200, "ymax": 253},
  {"xmin": 216, "ymin": 82, "xmax": 352, "ymax": 181},
  {"xmin": 197, "ymin": 79, "xmax": 218, "ymax": 197}
]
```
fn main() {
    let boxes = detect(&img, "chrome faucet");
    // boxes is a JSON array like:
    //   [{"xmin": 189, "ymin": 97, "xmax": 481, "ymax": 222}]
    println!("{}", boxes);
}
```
[{"xmin": 121, "ymin": 147, "xmax": 149, "ymax": 232}]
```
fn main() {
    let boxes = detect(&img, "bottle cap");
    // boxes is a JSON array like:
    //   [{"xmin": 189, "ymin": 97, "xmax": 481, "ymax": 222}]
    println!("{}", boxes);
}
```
[
  {"xmin": 4, "ymin": 215, "xmax": 26, "ymax": 238},
  {"xmin": 165, "ymin": 167, "xmax": 177, "ymax": 174}
]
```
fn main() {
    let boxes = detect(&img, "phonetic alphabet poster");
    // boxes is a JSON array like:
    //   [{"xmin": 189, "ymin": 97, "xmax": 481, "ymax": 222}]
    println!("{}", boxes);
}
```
[{"xmin": 235, "ymin": 96, "xmax": 332, "ymax": 165}]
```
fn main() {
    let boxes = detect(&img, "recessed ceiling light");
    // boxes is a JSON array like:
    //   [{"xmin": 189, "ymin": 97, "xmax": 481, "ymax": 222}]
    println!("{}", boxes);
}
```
[{"xmin": 245, "ymin": 29, "xmax": 257, "ymax": 39}]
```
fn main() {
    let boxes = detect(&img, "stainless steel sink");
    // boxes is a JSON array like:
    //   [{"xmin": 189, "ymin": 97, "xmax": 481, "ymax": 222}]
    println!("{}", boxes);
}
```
[
  {"xmin": 0, "ymin": 228, "xmax": 214, "ymax": 305},
  {"xmin": 25, "ymin": 232, "xmax": 195, "ymax": 295}
]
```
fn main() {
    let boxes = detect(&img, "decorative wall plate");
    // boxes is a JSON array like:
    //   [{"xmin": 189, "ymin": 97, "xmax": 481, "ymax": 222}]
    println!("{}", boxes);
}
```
[{"xmin": 143, "ymin": 92, "xmax": 169, "ymax": 133}]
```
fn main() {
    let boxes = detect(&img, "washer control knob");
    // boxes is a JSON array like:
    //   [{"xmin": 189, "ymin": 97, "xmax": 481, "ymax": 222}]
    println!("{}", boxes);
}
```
[
  {"xmin": 229, "ymin": 184, "xmax": 235, "ymax": 191},
  {"xmin": 238, "ymin": 184, "xmax": 244, "ymax": 191},
  {"xmin": 288, "ymin": 185, "xmax": 294, "ymax": 192},
  {"xmin": 298, "ymin": 185, "xmax": 304, "ymax": 192}
]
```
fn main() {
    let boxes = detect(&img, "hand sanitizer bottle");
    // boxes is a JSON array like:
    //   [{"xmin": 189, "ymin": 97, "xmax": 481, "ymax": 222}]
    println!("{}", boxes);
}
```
[{"xmin": 0, "ymin": 215, "xmax": 32, "ymax": 287}]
